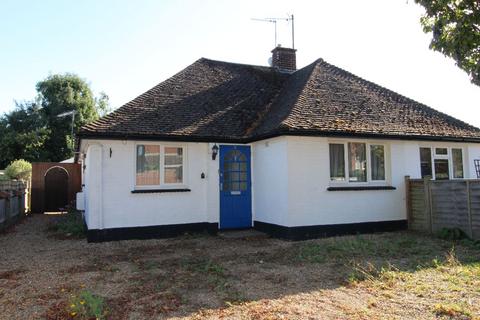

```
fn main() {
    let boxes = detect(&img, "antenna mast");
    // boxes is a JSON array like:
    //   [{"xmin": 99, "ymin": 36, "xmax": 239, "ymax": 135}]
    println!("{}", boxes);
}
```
[{"xmin": 251, "ymin": 14, "xmax": 295, "ymax": 49}]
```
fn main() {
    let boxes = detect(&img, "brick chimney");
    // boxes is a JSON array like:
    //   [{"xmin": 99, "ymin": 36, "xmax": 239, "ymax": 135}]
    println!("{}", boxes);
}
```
[{"xmin": 271, "ymin": 45, "xmax": 296, "ymax": 72}]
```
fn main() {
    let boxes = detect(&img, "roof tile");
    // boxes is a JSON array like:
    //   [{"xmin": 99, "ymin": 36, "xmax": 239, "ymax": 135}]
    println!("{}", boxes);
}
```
[{"xmin": 79, "ymin": 57, "xmax": 480, "ymax": 142}]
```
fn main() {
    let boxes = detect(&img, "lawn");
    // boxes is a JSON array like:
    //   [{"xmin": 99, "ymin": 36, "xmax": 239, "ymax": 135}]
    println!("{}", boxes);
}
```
[{"xmin": 0, "ymin": 214, "xmax": 479, "ymax": 319}]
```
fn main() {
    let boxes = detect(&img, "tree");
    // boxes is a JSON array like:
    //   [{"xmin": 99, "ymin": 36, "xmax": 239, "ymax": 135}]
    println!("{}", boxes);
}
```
[
  {"xmin": 95, "ymin": 91, "xmax": 112, "ymax": 117},
  {"xmin": 0, "ymin": 73, "xmax": 110, "ymax": 166},
  {"xmin": 4, "ymin": 159, "xmax": 32, "ymax": 181},
  {"xmin": 0, "ymin": 102, "xmax": 50, "ymax": 168},
  {"xmin": 36, "ymin": 74, "xmax": 101, "ymax": 161},
  {"xmin": 415, "ymin": 0, "xmax": 480, "ymax": 85}
]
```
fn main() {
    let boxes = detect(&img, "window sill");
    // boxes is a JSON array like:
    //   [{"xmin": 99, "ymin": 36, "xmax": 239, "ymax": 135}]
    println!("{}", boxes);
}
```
[
  {"xmin": 327, "ymin": 186, "xmax": 396, "ymax": 191},
  {"xmin": 131, "ymin": 188, "xmax": 191, "ymax": 194}
]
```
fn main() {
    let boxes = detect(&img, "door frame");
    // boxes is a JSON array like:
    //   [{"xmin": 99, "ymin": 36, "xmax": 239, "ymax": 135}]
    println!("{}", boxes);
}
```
[
  {"xmin": 44, "ymin": 166, "xmax": 70, "ymax": 212},
  {"xmin": 219, "ymin": 144, "xmax": 252, "ymax": 229}
]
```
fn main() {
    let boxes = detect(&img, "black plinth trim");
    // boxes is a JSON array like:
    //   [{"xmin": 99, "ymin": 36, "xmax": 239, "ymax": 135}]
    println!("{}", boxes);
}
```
[{"xmin": 254, "ymin": 219, "xmax": 407, "ymax": 241}]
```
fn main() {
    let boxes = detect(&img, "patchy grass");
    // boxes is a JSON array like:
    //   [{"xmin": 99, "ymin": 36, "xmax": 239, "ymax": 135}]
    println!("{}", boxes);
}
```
[
  {"xmin": 433, "ymin": 303, "xmax": 473, "ymax": 320},
  {"xmin": 47, "ymin": 211, "xmax": 85, "ymax": 238},
  {"xmin": 181, "ymin": 257, "xmax": 246, "ymax": 304},
  {"xmin": 68, "ymin": 290, "xmax": 108, "ymax": 319},
  {"xmin": 297, "ymin": 233, "xmax": 433, "ymax": 266},
  {"xmin": 2, "ymin": 215, "xmax": 480, "ymax": 319}
]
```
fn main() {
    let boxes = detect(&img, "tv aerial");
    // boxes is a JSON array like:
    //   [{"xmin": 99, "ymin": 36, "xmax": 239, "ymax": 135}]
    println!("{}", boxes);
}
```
[{"xmin": 251, "ymin": 14, "xmax": 295, "ymax": 49}]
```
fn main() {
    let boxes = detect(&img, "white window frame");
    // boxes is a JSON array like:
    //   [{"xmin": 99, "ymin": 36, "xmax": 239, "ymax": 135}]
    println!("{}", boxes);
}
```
[
  {"xmin": 420, "ymin": 146, "xmax": 465, "ymax": 180},
  {"xmin": 451, "ymin": 148, "xmax": 465, "ymax": 179},
  {"xmin": 328, "ymin": 140, "xmax": 389, "ymax": 186},
  {"xmin": 134, "ymin": 143, "xmax": 188, "ymax": 189}
]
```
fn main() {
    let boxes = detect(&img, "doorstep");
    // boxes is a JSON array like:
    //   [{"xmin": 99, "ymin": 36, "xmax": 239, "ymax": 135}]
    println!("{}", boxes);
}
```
[{"xmin": 218, "ymin": 229, "xmax": 269, "ymax": 240}]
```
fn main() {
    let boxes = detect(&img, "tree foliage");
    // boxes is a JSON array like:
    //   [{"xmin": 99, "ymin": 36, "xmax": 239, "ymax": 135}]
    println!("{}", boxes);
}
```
[
  {"xmin": 4, "ymin": 159, "xmax": 32, "ymax": 181},
  {"xmin": 415, "ymin": 0, "xmax": 480, "ymax": 85},
  {"xmin": 36, "ymin": 73, "xmax": 100, "ymax": 161},
  {"xmin": 0, "ymin": 73, "xmax": 110, "ymax": 167}
]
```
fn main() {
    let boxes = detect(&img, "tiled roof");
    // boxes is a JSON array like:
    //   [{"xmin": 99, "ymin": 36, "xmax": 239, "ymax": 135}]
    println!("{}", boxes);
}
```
[{"xmin": 79, "ymin": 58, "xmax": 480, "ymax": 142}]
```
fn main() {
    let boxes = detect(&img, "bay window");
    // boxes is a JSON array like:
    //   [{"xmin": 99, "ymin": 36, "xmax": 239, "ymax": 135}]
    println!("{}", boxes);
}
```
[
  {"xmin": 329, "ymin": 142, "xmax": 386, "ymax": 183},
  {"xmin": 136, "ymin": 144, "xmax": 185, "ymax": 187}
]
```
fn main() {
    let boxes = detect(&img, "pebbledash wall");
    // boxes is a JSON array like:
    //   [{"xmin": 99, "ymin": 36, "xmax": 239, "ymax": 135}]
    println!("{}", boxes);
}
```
[{"xmin": 79, "ymin": 136, "xmax": 480, "ymax": 242}]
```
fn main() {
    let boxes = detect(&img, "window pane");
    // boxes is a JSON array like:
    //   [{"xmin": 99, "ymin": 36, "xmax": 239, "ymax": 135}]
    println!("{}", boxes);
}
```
[
  {"xmin": 452, "ymin": 148, "xmax": 464, "ymax": 178},
  {"xmin": 434, "ymin": 159, "xmax": 449, "ymax": 180},
  {"xmin": 348, "ymin": 143, "xmax": 367, "ymax": 182},
  {"xmin": 329, "ymin": 144, "xmax": 345, "ymax": 181},
  {"xmin": 435, "ymin": 148, "xmax": 448, "ymax": 155},
  {"xmin": 230, "ymin": 172, "xmax": 241, "ymax": 181},
  {"xmin": 164, "ymin": 166, "xmax": 183, "ymax": 183},
  {"xmin": 225, "ymin": 162, "xmax": 240, "ymax": 171},
  {"xmin": 420, "ymin": 148, "xmax": 432, "ymax": 178},
  {"xmin": 164, "ymin": 147, "xmax": 183, "ymax": 165},
  {"xmin": 164, "ymin": 147, "xmax": 183, "ymax": 184},
  {"xmin": 370, "ymin": 145, "xmax": 385, "ymax": 181},
  {"xmin": 136, "ymin": 145, "xmax": 160, "ymax": 185}
]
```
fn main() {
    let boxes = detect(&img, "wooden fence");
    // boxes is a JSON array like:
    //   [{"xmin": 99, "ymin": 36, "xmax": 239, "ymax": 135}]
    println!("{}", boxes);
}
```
[
  {"xmin": 406, "ymin": 176, "xmax": 480, "ymax": 239},
  {"xmin": 0, "ymin": 180, "xmax": 28, "ymax": 232}
]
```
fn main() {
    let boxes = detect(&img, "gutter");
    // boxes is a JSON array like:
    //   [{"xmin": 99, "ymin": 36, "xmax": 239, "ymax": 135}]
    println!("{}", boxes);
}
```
[{"xmin": 76, "ymin": 129, "xmax": 480, "ymax": 149}]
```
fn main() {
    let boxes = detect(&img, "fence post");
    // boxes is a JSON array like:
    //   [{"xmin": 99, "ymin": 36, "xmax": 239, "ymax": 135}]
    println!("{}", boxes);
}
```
[
  {"xmin": 424, "ymin": 177, "xmax": 433, "ymax": 234},
  {"xmin": 466, "ymin": 180, "xmax": 473, "ymax": 239},
  {"xmin": 405, "ymin": 175, "xmax": 411, "ymax": 226}
]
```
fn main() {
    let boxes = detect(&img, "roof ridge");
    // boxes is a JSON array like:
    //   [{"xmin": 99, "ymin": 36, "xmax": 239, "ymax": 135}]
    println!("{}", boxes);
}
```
[
  {"xmin": 246, "ymin": 60, "xmax": 320, "ymax": 136},
  {"xmin": 199, "ymin": 57, "xmax": 276, "ymax": 71},
  {"xmin": 275, "ymin": 59, "xmax": 326, "ymax": 130}
]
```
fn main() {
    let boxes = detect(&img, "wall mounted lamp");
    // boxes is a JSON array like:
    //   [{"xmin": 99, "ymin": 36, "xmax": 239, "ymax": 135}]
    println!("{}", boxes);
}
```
[{"xmin": 211, "ymin": 144, "xmax": 219, "ymax": 160}]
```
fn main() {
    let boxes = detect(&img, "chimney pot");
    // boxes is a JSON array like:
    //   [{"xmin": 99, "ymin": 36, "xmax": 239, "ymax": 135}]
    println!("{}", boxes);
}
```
[{"xmin": 271, "ymin": 46, "xmax": 296, "ymax": 72}]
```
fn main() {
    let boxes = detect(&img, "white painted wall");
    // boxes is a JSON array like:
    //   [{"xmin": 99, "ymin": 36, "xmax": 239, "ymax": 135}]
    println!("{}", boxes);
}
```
[
  {"xmin": 284, "ymin": 136, "xmax": 480, "ymax": 227},
  {"xmin": 80, "ymin": 139, "xmax": 214, "ymax": 230},
  {"xmin": 83, "ymin": 143, "xmax": 103, "ymax": 229},
  {"xmin": 252, "ymin": 138, "xmax": 289, "ymax": 226},
  {"xmin": 467, "ymin": 145, "xmax": 480, "ymax": 179},
  {"xmin": 206, "ymin": 143, "xmax": 220, "ymax": 223},
  {"xmin": 80, "ymin": 136, "xmax": 480, "ymax": 231}
]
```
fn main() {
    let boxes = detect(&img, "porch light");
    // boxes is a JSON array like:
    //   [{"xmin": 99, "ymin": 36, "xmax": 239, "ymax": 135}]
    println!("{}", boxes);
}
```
[{"xmin": 212, "ymin": 144, "xmax": 219, "ymax": 160}]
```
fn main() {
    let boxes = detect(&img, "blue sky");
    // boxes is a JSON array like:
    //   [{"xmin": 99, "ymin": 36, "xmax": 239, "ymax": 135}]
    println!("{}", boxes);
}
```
[{"xmin": 1, "ymin": 0, "xmax": 479, "ymax": 126}]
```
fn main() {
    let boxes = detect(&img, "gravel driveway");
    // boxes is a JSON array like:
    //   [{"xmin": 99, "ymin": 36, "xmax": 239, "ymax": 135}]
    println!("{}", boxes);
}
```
[{"xmin": 1, "ymin": 214, "xmax": 479, "ymax": 320}]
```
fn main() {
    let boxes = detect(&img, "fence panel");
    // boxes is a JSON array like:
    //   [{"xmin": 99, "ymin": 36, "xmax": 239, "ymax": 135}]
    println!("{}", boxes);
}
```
[
  {"xmin": 0, "ymin": 199, "xmax": 5, "ymax": 224},
  {"xmin": 0, "ymin": 180, "xmax": 27, "ymax": 232},
  {"xmin": 409, "ymin": 179, "xmax": 428, "ymax": 231},
  {"xmin": 469, "ymin": 181, "xmax": 480, "ymax": 239},
  {"xmin": 430, "ymin": 181, "xmax": 469, "ymax": 234},
  {"xmin": 9, "ymin": 195, "xmax": 19, "ymax": 219},
  {"xmin": 407, "ymin": 177, "xmax": 480, "ymax": 240}
]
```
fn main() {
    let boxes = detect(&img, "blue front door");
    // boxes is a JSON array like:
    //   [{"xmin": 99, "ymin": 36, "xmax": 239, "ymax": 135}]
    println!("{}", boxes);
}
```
[{"xmin": 219, "ymin": 145, "xmax": 252, "ymax": 229}]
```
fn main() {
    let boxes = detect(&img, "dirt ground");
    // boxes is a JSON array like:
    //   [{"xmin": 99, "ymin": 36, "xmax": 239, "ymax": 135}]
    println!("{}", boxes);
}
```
[{"xmin": 1, "ymin": 214, "xmax": 479, "ymax": 320}]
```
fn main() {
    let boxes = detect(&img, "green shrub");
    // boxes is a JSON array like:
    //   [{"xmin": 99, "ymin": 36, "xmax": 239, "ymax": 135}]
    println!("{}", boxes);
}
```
[
  {"xmin": 4, "ymin": 159, "xmax": 32, "ymax": 181},
  {"xmin": 48, "ymin": 211, "xmax": 86, "ymax": 238},
  {"xmin": 438, "ymin": 228, "xmax": 467, "ymax": 241},
  {"xmin": 69, "ymin": 290, "xmax": 108, "ymax": 319}
]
